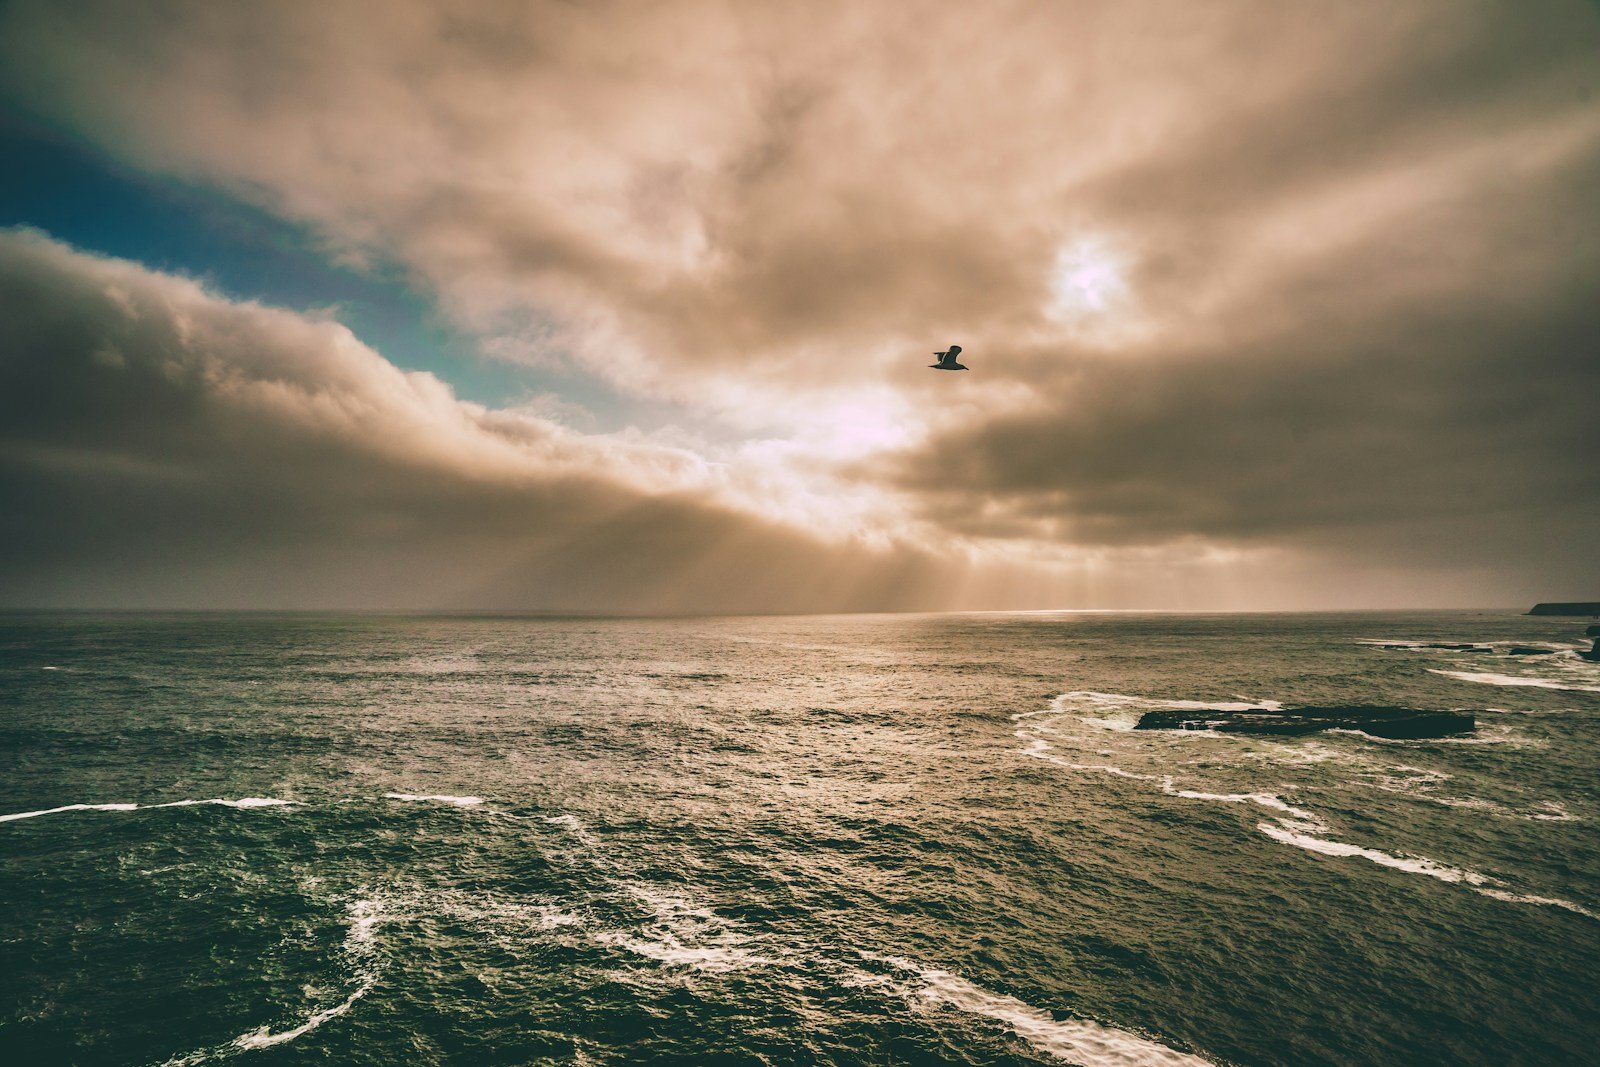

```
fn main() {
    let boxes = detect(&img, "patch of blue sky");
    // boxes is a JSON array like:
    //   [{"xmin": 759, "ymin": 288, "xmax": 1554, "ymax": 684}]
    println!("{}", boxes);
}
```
[{"xmin": 0, "ymin": 113, "xmax": 636, "ymax": 423}]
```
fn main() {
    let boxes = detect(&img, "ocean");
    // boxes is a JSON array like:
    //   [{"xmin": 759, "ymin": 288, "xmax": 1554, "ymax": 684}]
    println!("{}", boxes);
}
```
[{"xmin": 1, "ymin": 610, "xmax": 1596, "ymax": 1066}]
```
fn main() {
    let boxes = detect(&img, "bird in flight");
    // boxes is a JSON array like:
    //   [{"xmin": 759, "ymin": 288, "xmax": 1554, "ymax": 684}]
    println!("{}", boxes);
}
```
[{"xmin": 929, "ymin": 344, "xmax": 967, "ymax": 371}]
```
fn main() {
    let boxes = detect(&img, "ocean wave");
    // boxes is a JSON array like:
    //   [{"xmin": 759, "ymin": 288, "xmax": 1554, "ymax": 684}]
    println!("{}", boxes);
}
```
[
  {"xmin": 1256, "ymin": 822, "xmax": 1486, "ymax": 883},
  {"xmin": 1425, "ymin": 796, "xmax": 1581, "ymax": 822},
  {"xmin": 1046, "ymin": 690, "xmax": 1283, "ymax": 717},
  {"xmin": 0, "ymin": 797, "xmax": 294, "ymax": 823},
  {"xmin": 1430, "ymin": 669, "xmax": 1600, "ymax": 694},
  {"xmin": 1360, "ymin": 767, "xmax": 1581, "ymax": 822},
  {"xmin": 1473, "ymin": 888, "xmax": 1600, "ymax": 920},
  {"xmin": 1326, "ymin": 724, "xmax": 1537, "ymax": 747},
  {"xmin": 860, "ymin": 953, "xmax": 1216, "ymax": 1066},
  {"xmin": 233, "ymin": 895, "xmax": 386, "ymax": 1050},
  {"xmin": 382, "ymin": 792, "xmax": 484, "ymax": 807},
  {"xmin": 1016, "ymin": 691, "xmax": 1285, "ymax": 743},
  {"xmin": 1160, "ymin": 783, "xmax": 1316, "ymax": 821},
  {"xmin": 1015, "ymin": 690, "xmax": 1597, "ymax": 924},
  {"xmin": 158, "ymin": 896, "xmax": 388, "ymax": 1066},
  {"xmin": 596, "ymin": 885, "xmax": 778, "ymax": 974}
]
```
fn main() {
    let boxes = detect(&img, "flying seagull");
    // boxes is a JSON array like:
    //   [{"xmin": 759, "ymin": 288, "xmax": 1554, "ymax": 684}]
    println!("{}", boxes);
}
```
[{"xmin": 930, "ymin": 344, "xmax": 966, "ymax": 371}]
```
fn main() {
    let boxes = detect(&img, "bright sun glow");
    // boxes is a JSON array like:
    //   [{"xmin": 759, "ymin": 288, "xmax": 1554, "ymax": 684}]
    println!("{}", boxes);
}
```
[{"xmin": 1048, "ymin": 234, "xmax": 1132, "ymax": 326}]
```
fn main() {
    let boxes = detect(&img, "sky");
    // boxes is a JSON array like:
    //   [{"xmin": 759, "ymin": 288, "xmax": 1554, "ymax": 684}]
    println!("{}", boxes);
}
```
[{"xmin": 0, "ymin": 0, "xmax": 1597, "ymax": 612}]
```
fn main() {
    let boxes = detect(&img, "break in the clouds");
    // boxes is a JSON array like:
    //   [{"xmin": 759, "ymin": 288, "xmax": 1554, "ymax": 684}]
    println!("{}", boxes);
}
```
[{"xmin": 0, "ymin": 1, "xmax": 1597, "ymax": 609}]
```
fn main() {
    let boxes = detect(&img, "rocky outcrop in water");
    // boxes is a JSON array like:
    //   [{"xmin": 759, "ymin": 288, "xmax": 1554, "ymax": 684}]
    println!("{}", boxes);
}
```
[
  {"xmin": 1377, "ymin": 643, "xmax": 1491, "ymax": 653},
  {"xmin": 1581, "ymin": 641, "xmax": 1600, "ymax": 663},
  {"xmin": 1133, "ymin": 705, "xmax": 1476, "ymax": 740}
]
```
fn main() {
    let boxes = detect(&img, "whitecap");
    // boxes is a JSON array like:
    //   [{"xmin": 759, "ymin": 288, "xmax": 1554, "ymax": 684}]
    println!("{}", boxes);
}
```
[
  {"xmin": 862, "ymin": 953, "xmax": 1216, "ymax": 1066},
  {"xmin": 1255, "ymin": 822, "xmax": 1488, "ymax": 884},
  {"xmin": 1430, "ymin": 669, "xmax": 1600, "ymax": 694},
  {"xmin": 1326, "ymin": 725, "xmax": 1537, "ymax": 748},
  {"xmin": 159, "ymin": 896, "xmax": 388, "ymax": 1065},
  {"xmin": 540, "ymin": 812, "xmax": 601, "ymax": 848},
  {"xmin": 423, "ymin": 888, "xmax": 583, "ymax": 932},
  {"xmin": 0, "ymin": 797, "xmax": 293, "ymax": 823},
  {"xmin": 1065, "ymin": 762, "xmax": 1161, "ymax": 782},
  {"xmin": 231, "ymin": 982, "xmax": 372, "ymax": 1051},
  {"xmin": 0, "ymin": 802, "xmax": 139, "ymax": 823},
  {"xmin": 597, "ymin": 886, "xmax": 775, "ymax": 973},
  {"xmin": 1016, "ymin": 691, "xmax": 1283, "ymax": 734},
  {"xmin": 1159, "ymin": 781, "xmax": 1318, "ymax": 822},
  {"xmin": 383, "ymin": 792, "xmax": 484, "ymax": 807},
  {"xmin": 1472, "ymin": 888, "xmax": 1600, "ymax": 920},
  {"xmin": 150, "ymin": 798, "xmax": 296, "ymax": 810},
  {"xmin": 232, "ymin": 896, "xmax": 385, "ymax": 1049},
  {"xmin": 595, "ymin": 929, "xmax": 775, "ymax": 972}
]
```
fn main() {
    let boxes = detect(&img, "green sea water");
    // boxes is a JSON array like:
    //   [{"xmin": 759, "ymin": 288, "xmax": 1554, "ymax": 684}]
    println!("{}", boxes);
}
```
[{"xmin": 1, "ymin": 610, "xmax": 1596, "ymax": 1066}]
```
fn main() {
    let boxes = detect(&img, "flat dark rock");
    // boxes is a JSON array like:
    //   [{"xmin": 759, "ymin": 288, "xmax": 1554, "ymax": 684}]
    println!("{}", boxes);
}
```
[
  {"xmin": 1377, "ymin": 643, "xmax": 1491, "ymax": 652},
  {"xmin": 1133, "ymin": 705, "xmax": 1476, "ymax": 740},
  {"xmin": 1506, "ymin": 646, "xmax": 1555, "ymax": 656},
  {"xmin": 1586, "ymin": 625, "xmax": 1600, "ymax": 637}
]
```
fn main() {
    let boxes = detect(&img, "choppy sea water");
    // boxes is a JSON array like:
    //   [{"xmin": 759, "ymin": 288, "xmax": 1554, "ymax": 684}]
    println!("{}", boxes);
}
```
[{"xmin": 1, "ymin": 610, "xmax": 1597, "ymax": 1066}]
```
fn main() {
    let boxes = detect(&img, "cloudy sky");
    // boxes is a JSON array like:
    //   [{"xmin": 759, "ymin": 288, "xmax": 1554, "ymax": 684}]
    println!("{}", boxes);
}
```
[{"xmin": 1, "ymin": 1, "xmax": 1596, "ymax": 611}]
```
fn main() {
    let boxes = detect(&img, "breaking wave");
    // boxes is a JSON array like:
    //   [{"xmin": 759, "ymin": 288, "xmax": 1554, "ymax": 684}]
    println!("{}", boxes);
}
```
[
  {"xmin": 1430, "ymin": 669, "xmax": 1600, "ymax": 694},
  {"xmin": 159, "ymin": 896, "xmax": 388, "ymax": 1066},
  {"xmin": 0, "ymin": 798, "xmax": 295, "ymax": 823},
  {"xmin": 859, "ymin": 953, "xmax": 1216, "ymax": 1066},
  {"xmin": 382, "ymin": 792, "xmax": 484, "ymax": 807}
]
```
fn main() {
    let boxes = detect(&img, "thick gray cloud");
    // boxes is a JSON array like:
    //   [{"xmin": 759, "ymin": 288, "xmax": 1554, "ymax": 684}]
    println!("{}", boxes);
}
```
[
  {"xmin": 0, "ymin": 231, "xmax": 949, "ymax": 611},
  {"xmin": 1, "ymin": 2, "xmax": 1597, "ymax": 607}
]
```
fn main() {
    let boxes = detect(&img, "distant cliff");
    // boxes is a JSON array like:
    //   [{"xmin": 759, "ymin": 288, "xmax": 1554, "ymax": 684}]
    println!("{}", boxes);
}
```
[{"xmin": 1528, "ymin": 602, "xmax": 1600, "ymax": 616}]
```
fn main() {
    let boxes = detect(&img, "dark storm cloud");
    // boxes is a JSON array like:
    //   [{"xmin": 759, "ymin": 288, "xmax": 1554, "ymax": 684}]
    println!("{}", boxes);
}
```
[
  {"xmin": 870, "ymin": 3, "xmax": 1600, "ymax": 594},
  {"xmin": 0, "ymin": 231, "xmax": 947, "ymax": 610}
]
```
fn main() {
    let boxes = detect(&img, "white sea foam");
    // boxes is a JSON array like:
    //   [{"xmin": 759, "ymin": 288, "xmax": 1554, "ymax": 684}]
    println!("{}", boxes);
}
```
[
  {"xmin": 0, "ymin": 802, "xmax": 140, "ymax": 822},
  {"xmin": 383, "ymin": 792, "xmax": 484, "ymax": 807},
  {"xmin": 1327, "ymin": 725, "xmax": 1536, "ymax": 748},
  {"xmin": 863, "ymin": 953, "xmax": 1216, "ymax": 1066},
  {"xmin": 1081, "ymin": 717, "xmax": 1141, "ymax": 732},
  {"xmin": 1422, "ymin": 795, "xmax": 1581, "ymax": 822},
  {"xmin": 595, "ymin": 928, "xmax": 774, "ymax": 972},
  {"xmin": 1066, "ymin": 762, "xmax": 1160, "ymax": 781},
  {"xmin": 541, "ymin": 812, "xmax": 601, "ymax": 848},
  {"xmin": 160, "ymin": 895, "xmax": 388, "ymax": 1065},
  {"xmin": 1019, "ymin": 684, "xmax": 1589, "ymax": 929},
  {"xmin": 1160, "ymin": 781, "xmax": 1317, "ymax": 822},
  {"xmin": 1430, "ymin": 669, "xmax": 1600, "ymax": 694},
  {"xmin": 1473, "ymin": 888, "xmax": 1600, "ymax": 920},
  {"xmin": 1057, "ymin": 690, "xmax": 1282, "ymax": 714},
  {"xmin": 1249, "ymin": 740, "xmax": 1342, "ymax": 765},
  {"xmin": 152, "ymin": 798, "xmax": 296, "ymax": 810},
  {"xmin": 232, "ymin": 983, "xmax": 372, "ymax": 1050},
  {"xmin": 428, "ymin": 889, "xmax": 583, "ymax": 932},
  {"xmin": 597, "ymin": 885, "xmax": 776, "ymax": 973},
  {"xmin": 1017, "ymin": 691, "xmax": 1284, "ymax": 735},
  {"xmin": 1256, "ymin": 822, "xmax": 1488, "ymax": 884},
  {"xmin": 233, "ymin": 896, "xmax": 386, "ymax": 1050},
  {"xmin": 0, "ymin": 797, "xmax": 293, "ymax": 823},
  {"xmin": 1021, "ymin": 713, "xmax": 1595, "ymax": 922}
]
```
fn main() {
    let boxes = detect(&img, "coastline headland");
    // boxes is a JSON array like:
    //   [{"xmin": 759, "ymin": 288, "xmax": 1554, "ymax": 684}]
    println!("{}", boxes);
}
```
[{"xmin": 1527, "ymin": 602, "xmax": 1600, "ymax": 616}]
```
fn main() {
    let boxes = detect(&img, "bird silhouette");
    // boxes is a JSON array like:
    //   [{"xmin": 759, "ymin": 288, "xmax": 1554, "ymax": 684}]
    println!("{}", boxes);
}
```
[{"xmin": 930, "ymin": 344, "xmax": 966, "ymax": 371}]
